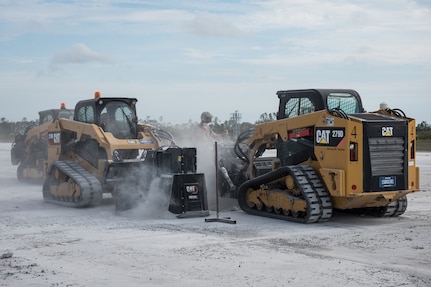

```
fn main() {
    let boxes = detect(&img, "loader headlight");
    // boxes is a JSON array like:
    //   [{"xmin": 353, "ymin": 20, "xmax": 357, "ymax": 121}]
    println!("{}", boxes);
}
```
[
  {"xmin": 410, "ymin": 140, "xmax": 415, "ymax": 159},
  {"xmin": 349, "ymin": 142, "xmax": 358, "ymax": 161}
]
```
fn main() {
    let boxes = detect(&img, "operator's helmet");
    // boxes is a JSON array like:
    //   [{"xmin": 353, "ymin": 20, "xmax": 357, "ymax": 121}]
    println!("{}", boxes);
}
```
[{"xmin": 200, "ymin": 111, "xmax": 213, "ymax": 123}]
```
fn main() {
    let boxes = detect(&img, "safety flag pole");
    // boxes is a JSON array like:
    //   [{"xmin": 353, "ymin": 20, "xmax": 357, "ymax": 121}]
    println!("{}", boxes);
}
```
[{"xmin": 205, "ymin": 141, "xmax": 236, "ymax": 224}]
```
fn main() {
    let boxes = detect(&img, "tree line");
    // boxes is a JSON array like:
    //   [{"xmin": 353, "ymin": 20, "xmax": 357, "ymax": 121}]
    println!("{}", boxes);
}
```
[
  {"xmin": 416, "ymin": 121, "xmax": 431, "ymax": 140},
  {"xmin": 1, "ymin": 116, "xmax": 430, "ymax": 142}
]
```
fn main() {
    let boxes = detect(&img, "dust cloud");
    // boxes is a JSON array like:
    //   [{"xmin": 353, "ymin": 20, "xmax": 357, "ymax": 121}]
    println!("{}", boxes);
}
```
[
  {"xmin": 175, "ymin": 127, "xmax": 234, "ymax": 211},
  {"xmin": 116, "ymin": 176, "xmax": 173, "ymax": 219},
  {"xmin": 113, "ymin": 125, "xmax": 230, "ymax": 218}
]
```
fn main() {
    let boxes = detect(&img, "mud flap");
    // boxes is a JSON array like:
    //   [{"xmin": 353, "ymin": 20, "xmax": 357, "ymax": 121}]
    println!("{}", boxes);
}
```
[{"xmin": 162, "ymin": 173, "xmax": 209, "ymax": 218}]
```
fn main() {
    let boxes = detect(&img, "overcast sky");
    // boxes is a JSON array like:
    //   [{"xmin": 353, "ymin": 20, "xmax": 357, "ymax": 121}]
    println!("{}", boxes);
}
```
[{"xmin": 1, "ymin": 0, "xmax": 430, "ymax": 125}]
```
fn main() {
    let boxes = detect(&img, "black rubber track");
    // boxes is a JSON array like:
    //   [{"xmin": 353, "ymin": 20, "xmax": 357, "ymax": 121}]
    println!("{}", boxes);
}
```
[
  {"xmin": 43, "ymin": 160, "xmax": 103, "ymax": 207},
  {"xmin": 237, "ymin": 165, "xmax": 332, "ymax": 223}
]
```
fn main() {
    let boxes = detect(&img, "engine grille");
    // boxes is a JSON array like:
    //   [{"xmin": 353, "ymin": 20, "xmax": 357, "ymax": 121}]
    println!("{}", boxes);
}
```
[{"xmin": 369, "ymin": 137, "xmax": 404, "ymax": 176}]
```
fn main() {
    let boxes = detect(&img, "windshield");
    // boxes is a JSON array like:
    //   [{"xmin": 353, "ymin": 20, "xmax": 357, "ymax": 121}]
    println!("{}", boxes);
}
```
[
  {"xmin": 327, "ymin": 93, "xmax": 360, "ymax": 114},
  {"xmin": 100, "ymin": 102, "xmax": 136, "ymax": 139}
]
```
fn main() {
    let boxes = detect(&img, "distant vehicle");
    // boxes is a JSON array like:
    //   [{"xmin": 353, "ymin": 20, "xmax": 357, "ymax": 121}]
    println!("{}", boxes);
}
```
[{"xmin": 11, "ymin": 103, "xmax": 74, "ymax": 182}]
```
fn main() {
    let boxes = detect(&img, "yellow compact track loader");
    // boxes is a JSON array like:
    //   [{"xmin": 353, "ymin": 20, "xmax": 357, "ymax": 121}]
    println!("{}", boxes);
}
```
[
  {"xmin": 218, "ymin": 89, "xmax": 420, "ymax": 223},
  {"xmin": 11, "ymin": 104, "xmax": 74, "ymax": 182},
  {"xmin": 42, "ymin": 92, "xmax": 209, "ymax": 217}
]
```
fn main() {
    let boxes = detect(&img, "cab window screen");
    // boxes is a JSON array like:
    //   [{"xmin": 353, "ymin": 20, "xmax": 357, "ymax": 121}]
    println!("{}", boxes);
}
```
[
  {"xmin": 42, "ymin": 114, "xmax": 52, "ymax": 124},
  {"xmin": 112, "ymin": 103, "xmax": 134, "ymax": 121},
  {"xmin": 327, "ymin": 93, "xmax": 360, "ymax": 114},
  {"xmin": 299, "ymin": 98, "xmax": 315, "ymax": 115},
  {"xmin": 284, "ymin": 97, "xmax": 315, "ymax": 118},
  {"xmin": 77, "ymin": 106, "xmax": 94, "ymax": 123},
  {"xmin": 285, "ymin": 98, "xmax": 299, "ymax": 118}
]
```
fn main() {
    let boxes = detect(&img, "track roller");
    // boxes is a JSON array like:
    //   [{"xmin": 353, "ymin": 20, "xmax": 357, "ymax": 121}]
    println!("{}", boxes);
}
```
[{"xmin": 237, "ymin": 165, "xmax": 332, "ymax": 223}]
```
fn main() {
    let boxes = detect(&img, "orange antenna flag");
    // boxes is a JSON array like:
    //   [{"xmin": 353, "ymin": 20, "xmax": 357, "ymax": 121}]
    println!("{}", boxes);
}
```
[{"xmin": 94, "ymin": 91, "xmax": 101, "ymax": 98}]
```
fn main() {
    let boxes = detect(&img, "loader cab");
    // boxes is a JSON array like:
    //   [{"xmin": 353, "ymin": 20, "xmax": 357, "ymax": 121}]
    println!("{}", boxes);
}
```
[
  {"xmin": 74, "ymin": 97, "xmax": 138, "ymax": 139},
  {"xmin": 277, "ymin": 89, "xmax": 364, "ymax": 120},
  {"xmin": 39, "ymin": 108, "xmax": 74, "ymax": 124},
  {"xmin": 275, "ymin": 89, "xmax": 365, "ymax": 166}
]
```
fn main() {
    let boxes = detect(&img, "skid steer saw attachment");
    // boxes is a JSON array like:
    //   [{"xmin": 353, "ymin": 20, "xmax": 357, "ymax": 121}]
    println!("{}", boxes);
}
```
[
  {"xmin": 114, "ymin": 147, "xmax": 209, "ymax": 217},
  {"xmin": 156, "ymin": 147, "xmax": 209, "ymax": 218},
  {"xmin": 165, "ymin": 173, "xmax": 209, "ymax": 218}
]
